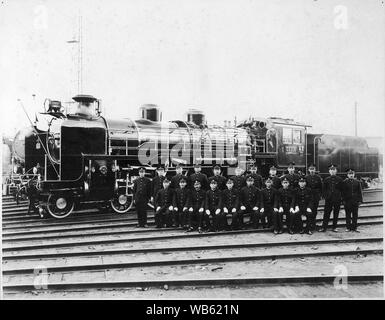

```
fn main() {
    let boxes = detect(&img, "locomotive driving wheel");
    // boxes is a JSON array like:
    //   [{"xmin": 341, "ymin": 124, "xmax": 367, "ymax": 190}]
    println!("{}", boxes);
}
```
[
  {"xmin": 47, "ymin": 193, "xmax": 75, "ymax": 219},
  {"xmin": 110, "ymin": 192, "xmax": 133, "ymax": 214}
]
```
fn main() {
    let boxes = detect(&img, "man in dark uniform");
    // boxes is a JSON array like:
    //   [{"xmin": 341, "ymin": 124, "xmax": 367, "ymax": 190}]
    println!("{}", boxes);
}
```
[
  {"xmin": 222, "ymin": 178, "xmax": 241, "ymax": 230},
  {"xmin": 240, "ymin": 176, "xmax": 262, "ymax": 229},
  {"xmin": 268, "ymin": 166, "xmax": 282, "ymax": 190},
  {"xmin": 188, "ymin": 180, "xmax": 206, "ymax": 232},
  {"xmin": 205, "ymin": 179, "xmax": 222, "ymax": 232},
  {"xmin": 208, "ymin": 165, "xmax": 227, "ymax": 190},
  {"xmin": 260, "ymin": 178, "xmax": 278, "ymax": 230},
  {"xmin": 281, "ymin": 162, "xmax": 300, "ymax": 189},
  {"xmin": 274, "ymin": 177, "xmax": 295, "ymax": 234},
  {"xmin": 27, "ymin": 166, "xmax": 40, "ymax": 214},
  {"xmin": 246, "ymin": 164, "xmax": 263, "ymax": 189},
  {"xmin": 342, "ymin": 168, "xmax": 363, "ymax": 232},
  {"xmin": 154, "ymin": 178, "xmax": 174, "ymax": 228},
  {"xmin": 151, "ymin": 165, "xmax": 167, "ymax": 204},
  {"xmin": 305, "ymin": 164, "xmax": 323, "ymax": 231},
  {"xmin": 190, "ymin": 163, "xmax": 209, "ymax": 191},
  {"xmin": 171, "ymin": 164, "xmax": 189, "ymax": 189},
  {"xmin": 232, "ymin": 166, "xmax": 246, "ymax": 193},
  {"xmin": 294, "ymin": 177, "xmax": 314, "ymax": 234},
  {"xmin": 320, "ymin": 164, "xmax": 344, "ymax": 232},
  {"xmin": 173, "ymin": 177, "xmax": 191, "ymax": 229},
  {"xmin": 133, "ymin": 167, "xmax": 152, "ymax": 228}
]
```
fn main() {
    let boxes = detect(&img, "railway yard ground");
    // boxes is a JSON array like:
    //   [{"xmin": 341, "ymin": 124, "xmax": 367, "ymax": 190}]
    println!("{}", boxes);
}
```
[{"xmin": 1, "ymin": 189, "xmax": 384, "ymax": 299}]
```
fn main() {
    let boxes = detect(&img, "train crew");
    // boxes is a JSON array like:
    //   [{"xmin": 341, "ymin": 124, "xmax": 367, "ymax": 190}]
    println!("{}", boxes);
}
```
[
  {"xmin": 208, "ymin": 165, "xmax": 227, "ymax": 190},
  {"xmin": 190, "ymin": 163, "xmax": 209, "ymax": 191},
  {"xmin": 267, "ymin": 166, "xmax": 282, "ymax": 190},
  {"xmin": 173, "ymin": 177, "xmax": 191, "ymax": 229},
  {"xmin": 171, "ymin": 164, "xmax": 189, "ymax": 189},
  {"xmin": 240, "ymin": 176, "xmax": 262, "ymax": 229},
  {"xmin": 205, "ymin": 179, "xmax": 222, "ymax": 232},
  {"xmin": 232, "ymin": 166, "xmax": 246, "ymax": 192},
  {"xmin": 27, "ymin": 166, "xmax": 40, "ymax": 214},
  {"xmin": 246, "ymin": 164, "xmax": 263, "ymax": 189},
  {"xmin": 188, "ymin": 180, "xmax": 206, "ymax": 232},
  {"xmin": 133, "ymin": 167, "xmax": 152, "ymax": 228},
  {"xmin": 305, "ymin": 164, "xmax": 323, "ymax": 231},
  {"xmin": 293, "ymin": 176, "xmax": 314, "ymax": 234},
  {"xmin": 342, "ymin": 168, "xmax": 363, "ymax": 232},
  {"xmin": 281, "ymin": 162, "xmax": 300, "ymax": 189},
  {"xmin": 260, "ymin": 177, "xmax": 278, "ymax": 230},
  {"xmin": 319, "ymin": 164, "xmax": 344, "ymax": 232},
  {"xmin": 222, "ymin": 178, "xmax": 241, "ymax": 230},
  {"xmin": 151, "ymin": 165, "xmax": 167, "ymax": 204},
  {"xmin": 154, "ymin": 178, "xmax": 174, "ymax": 228},
  {"xmin": 274, "ymin": 177, "xmax": 295, "ymax": 234}
]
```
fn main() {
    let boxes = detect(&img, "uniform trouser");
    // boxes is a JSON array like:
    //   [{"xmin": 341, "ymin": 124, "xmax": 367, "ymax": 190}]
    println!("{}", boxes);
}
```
[
  {"xmin": 188, "ymin": 208, "xmax": 202, "ymax": 228},
  {"xmin": 322, "ymin": 200, "xmax": 341, "ymax": 229},
  {"xmin": 136, "ymin": 201, "xmax": 148, "ymax": 226},
  {"xmin": 199, "ymin": 211, "xmax": 211, "ymax": 229},
  {"xmin": 345, "ymin": 201, "xmax": 359, "ymax": 230},
  {"xmin": 229, "ymin": 210, "xmax": 243, "ymax": 229},
  {"xmin": 243, "ymin": 207, "xmax": 261, "ymax": 228},
  {"xmin": 298, "ymin": 207, "xmax": 312, "ymax": 231},
  {"xmin": 213, "ymin": 211, "xmax": 226, "ymax": 230},
  {"xmin": 174, "ymin": 208, "xmax": 188, "ymax": 226},
  {"xmin": 261, "ymin": 206, "xmax": 273, "ymax": 227},
  {"xmin": 155, "ymin": 207, "xmax": 171, "ymax": 227},
  {"xmin": 309, "ymin": 197, "xmax": 320, "ymax": 230},
  {"xmin": 272, "ymin": 210, "xmax": 283, "ymax": 231}
]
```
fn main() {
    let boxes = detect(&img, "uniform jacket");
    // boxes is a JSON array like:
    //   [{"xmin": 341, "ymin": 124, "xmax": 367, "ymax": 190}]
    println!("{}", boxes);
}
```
[
  {"xmin": 342, "ymin": 178, "xmax": 363, "ymax": 203},
  {"xmin": 133, "ymin": 177, "xmax": 152, "ymax": 202},
  {"xmin": 232, "ymin": 175, "xmax": 246, "ymax": 191},
  {"xmin": 190, "ymin": 189, "xmax": 206, "ymax": 210},
  {"xmin": 275, "ymin": 187, "xmax": 295, "ymax": 209},
  {"xmin": 239, "ymin": 185, "xmax": 261, "ymax": 208},
  {"xmin": 323, "ymin": 175, "xmax": 344, "ymax": 202},
  {"xmin": 173, "ymin": 187, "xmax": 191, "ymax": 209},
  {"xmin": 155, "ymin": 187, "xmax": 174, "ymax": 209},
  {"xmin": 294, "ymin": 187, "xmax": 314, "ymax": 208},
  {"xmin": 305, "ymin": 174, "xmax": 323, "ymax": 200},
  {"xmin": 268, "ymin": 175, "xmax": 282, "ymax": 190},
  {"xmin": 208, "ymin": 175, "xmax": 227, "ymax": 190},
  {"xmin": 281, "ymin": 173, "xmax": 300, "ymax": 189},
  {"xmin": 221, "ymin": 188, "xmax": 240, "ymax": 210},
  {"xmin": 205, "ymin": 189, "xmax": 222, "ymax": 211},
  {"xmin": 190, "ymin": 172, "xmax": 209, "ymax": 190},
  {"xmin": 261, "ymin": 187, "xmax": 277, "ymax": 208},
  {"xmin": 171, "ymin": 174, "xmax": 190, "ymax": 189},
  {"xmin": 246, "ymin": 173, "xmax": 263, "ymax": 189},
  {"xmin": 151, "ymin": 175, "xmax": 167, "ymax": 199}
]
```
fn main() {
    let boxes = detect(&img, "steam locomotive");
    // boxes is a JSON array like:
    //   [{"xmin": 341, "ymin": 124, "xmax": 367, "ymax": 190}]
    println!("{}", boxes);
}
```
[{"xmin": 13, "ymin": 94, "xmax": 380, "ymax": 219}]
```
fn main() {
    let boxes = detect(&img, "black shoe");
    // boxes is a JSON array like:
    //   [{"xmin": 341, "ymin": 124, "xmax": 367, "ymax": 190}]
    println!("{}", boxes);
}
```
[
  {"xmin": 143, "ymin": 224, "xmax": 149, "ymax": 228},
  {"xmin": 299, "ymin": 230, "xmax": 304, "ymax": 234},
  {"xmin": 273, "ymin": 230, "xmax": 278, "ymax": 235},
  {"xmin": 198, "ymin": 227, "xmax": 202, "ymax": 233},
  {"xmin": 345, "ymin": 228, "xmax": 351, "ymax": 232},
  {"xmin": 332, "ymin": 228, "xmax": 338, "ymax": 232},
  {"xmin": 136, "ymin": 224, "xmax": 141, "ymax": 228},
  {"xmin": 289, "ymin": 230, "xmax": 294, "ymax": 235},
  {"xmin": 278, "ymin": 230, "xmax": 283, "ymax": 234},
  {"xmin": 353, "ymin": 229, "xmax": 360, "ymax": 233},
  {"xmin": 156, "ymin": 225, "xmax": 161, "ymax": 229},
  {"xmin": 307, "ymin": 230, "xmax": 313, "ymax": 235},
  {"xmin": 319, "ymin": 227, "xmax": 326, "ymax": 232}
]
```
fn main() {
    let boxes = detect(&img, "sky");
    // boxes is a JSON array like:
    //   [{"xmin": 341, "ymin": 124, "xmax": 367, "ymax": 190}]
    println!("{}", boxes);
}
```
[{"xmin": 0, "ymin": 0, "xmax": 384, "ymax": 138}]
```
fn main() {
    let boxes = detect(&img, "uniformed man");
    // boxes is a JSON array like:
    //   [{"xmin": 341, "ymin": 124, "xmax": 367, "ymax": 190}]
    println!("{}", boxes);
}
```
[
  {"xmin": 260, "ymin": 177, "xmax": 278, "ymax": 230},
  {"xmin": 205, "ymin": 179, "xmax": 222, "ymax": 232},
  {"xmin": 240, "ymin": 176, "xmax": 262, "ymax": 229},
  {"xmin": 232, "ymin": 166, "xmax": 246, "ymax": 193},
  {"xmin": 190, "ymin": 163, "xmax": 209, "ymax": 191},
  {"xmin": 293, "ymin": 176, "xmax": 314, "ymax": 234},
  {"xmin": 171, "ymin": 164, "xmax": 189, "ymax": 189},
  {"xmin": 27, "ymin": 166, "xmax": 40, "ymax": 214},
  {"xmin": 246, "ymin": 164, "xmax": 263, "ymax": 189},
  {"xmin": 133, "ymin": 167, "xmax": 152, "ymax": 228},
  {"xmin": 173, "ymin": 177, "xmax": 191, "ymax": 229},
  {"xmin": 188, "ymin": 180, "xmax": 206, "ymax": 232},
  {"xmin": 274, "ymin": 177, "xmax": 295, "ymax": 234},
  {"xmin": 281, "ymin": 162, "xmax": 300, "ymax": 189},
  {"xmin": 154, "ymin": 178, "xmax": 174, "ymax": 228},
  {"xmin": 151, "ymin": 165, "xmax": 167, "ymax": 203},
  {"xmin": 305, "ymin": 164, "xmax": 323, "ymax": 231},
  {"xmin": 222, "ymin": 178, "xmax": 241, "ymax": 230},
  {"xmin": 208, "ymin": 165, "xmax": 227, "ymax": 190},
  {"xmin": 320, "ymin": 164, "xmax": 344, "ymax": 232},
  {"xmin": 267, "ymin": 166, "xmax": 282, "ymax": 190},
  {"xmin": 342, "ymin": 168, "xmax": 363, "ymax": 232}
]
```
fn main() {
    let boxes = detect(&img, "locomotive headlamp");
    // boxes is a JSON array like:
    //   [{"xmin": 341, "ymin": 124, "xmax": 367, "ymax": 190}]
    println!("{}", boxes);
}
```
[{"xmin": 100, "ymin": 165, "xmax": 108, "ymax": 175}]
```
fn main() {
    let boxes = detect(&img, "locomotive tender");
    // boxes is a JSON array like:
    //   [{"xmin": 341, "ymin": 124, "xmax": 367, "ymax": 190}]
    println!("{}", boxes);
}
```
[{"xmin": 15, "ymin": 94, "xmax": 380, "ymax": 219}]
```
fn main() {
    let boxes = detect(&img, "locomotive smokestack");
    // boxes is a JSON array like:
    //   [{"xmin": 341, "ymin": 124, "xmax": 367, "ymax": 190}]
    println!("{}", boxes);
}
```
[
  {"xmin": 140, "ymin": 104, "xmax": 162, "ymax": 122},
  {"xmin": 186, "ymin": 109, "xmax": 205, "ymax": 126},
  {"xmin": 72, "ymin": 94, "xmax": 97, "ymax": 117}
]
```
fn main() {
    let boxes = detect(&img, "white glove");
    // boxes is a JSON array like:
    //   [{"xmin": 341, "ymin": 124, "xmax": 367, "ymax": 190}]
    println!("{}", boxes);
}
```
[
  {"xmin": 240, "ymin": 206, "xmax": 246, "ymax": 211},
  {"xmin": 189, "ymin": 207, "xmax": 193, "ymax": 212},
  {"xmin": 295, "ymin": 206, "xmax": 299, "ymax": 212},
  {"xmin": 223, "ymin": 207, "xmax": 229, "ymax": 213},
  {"xmin": 260, "ymin": 208, "xmax": 264, "ymax": 213},
  {"xmin": 156, "ymin": 206, "xmax": 161, "ymax": 211},
  {"xmin": 174, "ymin": 207, "xmax": 178, "ymax": 212},
  {"xmin": 253, "ymin": 206, "xmax": 258, "ymax": 211},
  {"xmin": 215, "ymin": 209, "xmax": 221, "ymax": 215},
  {"xmin": 150, "ymin": 196, "xmax": 154, "ymax": 203},
  {"xmin": 289, "ymin": 208, "xmax": 294, "ymax": 213},
  {"xmin": 279, "ymin": 207, "xmax": 283, "ymax": 213},
  {"xmin": 231, "ymin": 208, "xmax": 236, "ymax": 213},
  {"xmin": 183, "ymin": 207, "xmax": 188, "ymax": 212},
  {"xmin": 206, "ymin": 209, "xmax": 210, "ymax": 215},
  {"xmin": 274, "ymin": 208, "xmax": 278, "ymax": 212},
  {"xmin": 168, "ymin": 206, "xmax": 174, "ymax": 211},
  {"xmin": 199, "ymin": 208, "xmax": 204, "ymax": 213},
  {"xmin": 306, "ymin": 208, "xmax": 312, "ymax": 213}
]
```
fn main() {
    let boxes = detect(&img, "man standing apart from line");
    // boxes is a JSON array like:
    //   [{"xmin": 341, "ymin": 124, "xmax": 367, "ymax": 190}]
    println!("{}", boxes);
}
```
[
  {"xmin": 342, "ymin": 168, "xmax": 363, "ymax": 232},
  {"xmin": 133, "ymin": 167, "xmax": 152, "ymax": 228}
]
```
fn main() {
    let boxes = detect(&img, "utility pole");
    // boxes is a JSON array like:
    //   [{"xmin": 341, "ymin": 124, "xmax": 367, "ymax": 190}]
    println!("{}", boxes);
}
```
[
  {"xmin": 67, "ymin": 15, "xmax": 83, "ymax": 94},
  {"xmin": 354, "ymin": 101, "xmax": 358, "ymax": 136}
]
